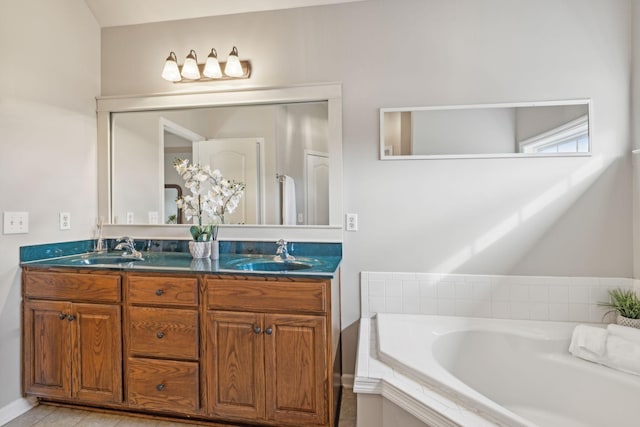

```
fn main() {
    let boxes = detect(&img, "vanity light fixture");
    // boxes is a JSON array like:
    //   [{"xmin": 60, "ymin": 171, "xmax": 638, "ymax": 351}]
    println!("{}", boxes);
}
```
[
  {"xmin": 161, "ymin": 52, "xmax": 181, "ymax": 82},
  {"xmin": 181, "ymin": 49, "xmax": 201, "ymax": 80},
  {"xmin": 161, "ymin": 46, "xmax": 251, "ymax": 83},
  {"xmin": 203, "ymin": 48, "xmax": 222, "ymax": 78},
  {"xmin": 224, "ymin": 46, "xmax": 243, "ymax": 78}
]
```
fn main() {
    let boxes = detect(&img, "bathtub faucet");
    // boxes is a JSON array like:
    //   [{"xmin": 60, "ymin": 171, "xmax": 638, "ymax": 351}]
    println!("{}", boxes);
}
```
[
  {"xmin": 115, "ymin": 236, "xmax": 144, "ymax": 260},
  {"xmin": 275, "ymin": 239, "xmax": 295, "ymax": 262}
]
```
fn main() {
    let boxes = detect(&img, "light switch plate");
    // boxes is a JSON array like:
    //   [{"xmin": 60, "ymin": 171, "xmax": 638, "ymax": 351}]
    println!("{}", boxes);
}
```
[
  {"xmin": 4, "ymin": 211, "xmax": 29, "ymax": 234},
  {"xmin": 148, "ymin": 211, "xmax": 159, "ymax": 224}
]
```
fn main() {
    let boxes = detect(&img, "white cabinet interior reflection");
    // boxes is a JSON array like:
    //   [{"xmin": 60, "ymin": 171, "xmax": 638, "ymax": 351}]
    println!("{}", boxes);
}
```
[
  {"xmin": 111, "ymin": 102, "xmax": 329, "ymax": 226},
  {"xmin": 380, "ymin": 100, "xmax": 591, "ymax": 159}
]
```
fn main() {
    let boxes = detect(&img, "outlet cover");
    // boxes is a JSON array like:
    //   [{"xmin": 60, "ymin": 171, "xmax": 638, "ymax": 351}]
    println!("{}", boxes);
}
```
[
  {"xmin": 345, "ymin": 213, "xmax": 358, "ymax": 231},
  {"xmin": 59, "ymin": 212, "xmax": 71, "ymax": 230},
  {"xmin": 4, "ymin": 211, "xmax": 29, "ymax": 234},
  {"xmin": 126, "ymin": 212, "xmax": 135, "ymax": 224}
]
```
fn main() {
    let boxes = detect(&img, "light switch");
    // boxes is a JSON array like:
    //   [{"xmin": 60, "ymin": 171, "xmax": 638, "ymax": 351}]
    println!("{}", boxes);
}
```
[{"xmin": 4, "ymin": 211, "xmax": 29, "ymax": 234}]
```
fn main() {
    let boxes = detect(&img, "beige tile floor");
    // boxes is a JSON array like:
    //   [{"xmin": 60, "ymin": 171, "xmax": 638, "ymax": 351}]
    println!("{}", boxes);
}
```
[{"xmin": 3, "ymin": 389, "xmax": 357, "ymax": 427}]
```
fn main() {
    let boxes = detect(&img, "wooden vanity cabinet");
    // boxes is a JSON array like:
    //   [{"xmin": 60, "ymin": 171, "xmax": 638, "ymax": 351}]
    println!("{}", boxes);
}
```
[
  {"xmin": 22, "ymin": 270, "xmax": 122, "ymax": 404},
  {"xmin": 125, "ymin": 274, "xmax": 200, "ymax": 415},
  {"xmin": 22, "ymin": 269, "xmax": 340, "ymax": 427},
  {"xmin": 206, "ymin": 277, "xmax": 333, "ymax": 427}
]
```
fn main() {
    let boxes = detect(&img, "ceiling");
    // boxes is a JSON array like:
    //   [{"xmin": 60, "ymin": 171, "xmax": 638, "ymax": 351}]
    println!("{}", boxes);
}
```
[{"xmin": 84, "ymin": 0, "xmax": 367, "ymax": 27}]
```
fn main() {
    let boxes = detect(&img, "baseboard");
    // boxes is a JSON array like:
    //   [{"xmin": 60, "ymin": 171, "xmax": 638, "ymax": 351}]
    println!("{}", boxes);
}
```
[
  {"xmin": 0, "ymin": 397, "xmax": 38, "ymax": 425},
  {"xmin": 342, "ymin": 374, "xmax": 354, "ymax": 389}
]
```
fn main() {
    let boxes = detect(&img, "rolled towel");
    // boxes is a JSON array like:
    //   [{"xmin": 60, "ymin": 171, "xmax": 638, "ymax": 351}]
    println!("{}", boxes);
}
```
[
  {"xmin": 569, "ymin": 324, "xmax": 607, "ymax": 361},
  {"xmin": 607, "ymin": 323, "xmax": 640, "ymax": 344},
  {"xmin": 604, "ymin": 335, "xmax": 640, "ymax": 376}
]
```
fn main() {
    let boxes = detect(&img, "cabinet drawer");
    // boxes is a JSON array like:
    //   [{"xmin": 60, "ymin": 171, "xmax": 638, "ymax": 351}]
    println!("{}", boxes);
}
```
[
  {"xmin": 24, "ymin": 271, "xmax": 121, "ymax": 302},
  {"xmin": 127, "ymin": 358, "xmax": 199, "ymax": 413},
  {"xmin": 129, "ymin": 307, "xmax": 198, "ymax": 360},
  {"xmin": 208, "ymin": 279, "xmax": 327, "ymax": 313},
  {"xmin": 128, "ymin": 275, "xmax": 198, "ymax": 306}
]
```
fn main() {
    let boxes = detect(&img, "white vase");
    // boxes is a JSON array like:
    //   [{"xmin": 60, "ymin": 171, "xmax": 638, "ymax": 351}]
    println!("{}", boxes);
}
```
[
  {"xmin": 189, "ymin": 241, "xmax": 211, "ymax": 259},
  {"xmin": 210, "ymin": 240, "xmax": 219, "ymax": 260},
  {"xmin": 616, "ymin": 314, "xmax": 640, "ymax": 329}
]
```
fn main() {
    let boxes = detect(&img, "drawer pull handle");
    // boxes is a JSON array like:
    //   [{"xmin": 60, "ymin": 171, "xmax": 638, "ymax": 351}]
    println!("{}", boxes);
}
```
[
  {"xmin": 155, "ymin": 289, "xmax": 164, "ymax": 296},
  {"xmin": 156, "ymin": 331, "xmax": 165, "ymax": 339},
  {"xmin": 156, "ymin": 383, "xmax": 165, "ymax": 391},
  {"xmin": 253, "ymin": 326, "xmax": 261, "ymax": 334},
  {"xmin": 58, "ymin": 313, "xmax": 67, "ymax": 320},
  {"xmin": 67, "ymin": 315, "xmax": 76, "ymax": 321},
  {"xmin": 265, "ymin": 327, "xmax": 273, "ymax": 335}
]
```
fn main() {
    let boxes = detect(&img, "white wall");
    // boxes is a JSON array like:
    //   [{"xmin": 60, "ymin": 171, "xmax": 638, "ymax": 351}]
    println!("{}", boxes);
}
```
[
  {"xmin": 101, "ymin": 0, "xmax": 633, "ymax": 376},
  {"xmin": 0, "ymin": 0, "xmax": 100, "ymax": 410}
]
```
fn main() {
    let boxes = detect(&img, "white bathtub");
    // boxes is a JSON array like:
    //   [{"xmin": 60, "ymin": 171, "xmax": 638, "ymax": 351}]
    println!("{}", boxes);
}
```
[{"xmin": 354, "ymin": 314, "xmax": 640, "ymax": 427}]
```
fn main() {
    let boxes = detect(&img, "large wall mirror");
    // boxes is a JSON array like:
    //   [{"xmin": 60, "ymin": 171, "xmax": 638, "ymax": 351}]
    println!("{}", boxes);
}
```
[
  {"xmin": 97, "ymin": 85, "xmax": 343, "ymax": 229},
  {"xmin": 380, "ymin": 100, "xmax": 591, "ymax": 159}
]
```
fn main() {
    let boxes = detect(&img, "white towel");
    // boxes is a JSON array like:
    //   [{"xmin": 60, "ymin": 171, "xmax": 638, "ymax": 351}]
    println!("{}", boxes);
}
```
[
  {"xmin": 607, "ymin": 323, "xmax": 640, "ymax": 344},
  {"xmin": 569, "ymin": 324, "xmax": 640, "ymax": 376},
  {"xmin": 569, "ymin": 325, "xmax": 607, "ymax": 361},
  {"xmin": 282, "ymin": 175, "xmax": 297, "ymax": 225},
  {"xmin": 604, "ymin": 335, "xmax": 640, "ymax": 376}
]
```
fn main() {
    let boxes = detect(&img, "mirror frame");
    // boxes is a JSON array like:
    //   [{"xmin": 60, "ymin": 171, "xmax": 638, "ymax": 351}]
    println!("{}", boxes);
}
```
[
  {"xmin": 380, "ymin": 99, "xmax": 592, "ymax": 160},
  {"xmin": 96, "ymin": 84, "xmax": 343, "ymax": 235}
]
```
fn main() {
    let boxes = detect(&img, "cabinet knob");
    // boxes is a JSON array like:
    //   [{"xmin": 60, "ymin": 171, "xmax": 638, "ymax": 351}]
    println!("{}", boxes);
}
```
[
  {"xmin": 253, "ymin": 326, "xmax": 261, "ymax": 334},
  {"xmin": 155, "ymin": 289, "xmax": 164, "ymax": 296},
  {"xmin": 156, "ymin": 383, "xmax": 165, "ymax": 391},
  {"xmin": 58, "ymin": 313, "xmax": 67, "ymax": 320},
  {"xmin": 265, "ymin": 327, "xmax": 273, "ymax": 335},
  {"xmin": 67, "ymin": 315, "xmax": 76, "ymax": 321},
  {"xmin": 156, "ymin": 331, "xmax": 165, "ymax": 339}
]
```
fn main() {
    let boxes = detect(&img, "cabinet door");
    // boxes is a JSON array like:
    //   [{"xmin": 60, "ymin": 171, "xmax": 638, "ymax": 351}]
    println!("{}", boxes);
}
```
[
  {"xmin": 73, "ymin": 303, "xmax": 122, "ymax": 403},
  {"xmin": 23, "ymin": 300, "xmax": 72, "ymax": 398},
  {"xmin": 207, "ymin": 311, "xmax": 265, "ymax": 420},
  {"xmin": 264, "ymin": 314, "xmax": 327, "ymax": 426}
]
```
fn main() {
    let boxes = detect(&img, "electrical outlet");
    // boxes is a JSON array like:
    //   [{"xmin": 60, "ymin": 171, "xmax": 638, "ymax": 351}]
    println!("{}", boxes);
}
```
[
  {"xmin": 345, "ymin": 213, "xmax": 358, "ymax": 231},
  {"xmin": 297, "ymin": 213, "xmax": 304, "ymax": 223},
  {"xmin": 126, "ymin": 212, "xmax": 135, "ymax": 224},
  {"xmin": 3, "ymin": 211, "xmax": 29, "ymax": 234},
  {"xmin": 59, "ymin": 212, "xmax": 71, "ymax": 230}
]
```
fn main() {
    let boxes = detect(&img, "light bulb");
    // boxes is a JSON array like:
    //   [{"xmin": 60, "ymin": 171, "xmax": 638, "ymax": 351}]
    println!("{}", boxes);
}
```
[
  {"xmin": 224, "ymin": 46, "xmax": 244, "ymax": 78},
  {"xmin": 161, "ymin": 52, "xmax": 181, "ymax": 82},
  {"xmin": 181, "ymin": 49, "xmax": 201, "ymax": 80}
]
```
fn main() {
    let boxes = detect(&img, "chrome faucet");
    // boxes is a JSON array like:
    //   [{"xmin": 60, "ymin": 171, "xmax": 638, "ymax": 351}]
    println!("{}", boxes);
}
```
[
  {"xmin": 275, "ymin": 239, "xmax": 295, "ymax": 262},
  {"xmin": 115, "ymin": 236, "xmax": 144, "ymax": 260}
]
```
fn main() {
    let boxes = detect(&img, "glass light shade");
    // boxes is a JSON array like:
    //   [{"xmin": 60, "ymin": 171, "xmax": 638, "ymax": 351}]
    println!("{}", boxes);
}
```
[
  {"xmin": 181, "ymin": 49, "xmax": 201, "ymax": 80},
  {"xmin": 203, "ymin": 48, "xmax": 222, "ymax": 78},
  {"xmin": 161, "ymin": 52, "xmax": 181, "ymax": 82},
  {"xmin": 224, "ymin": 46, "xmax": 244, "ymax": 77}
]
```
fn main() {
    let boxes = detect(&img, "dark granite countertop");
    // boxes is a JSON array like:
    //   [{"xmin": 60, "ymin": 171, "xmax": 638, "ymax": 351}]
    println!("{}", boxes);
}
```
[{"xmin": 20, "ymin": 240, "xmax": 342, "ymax": 279}]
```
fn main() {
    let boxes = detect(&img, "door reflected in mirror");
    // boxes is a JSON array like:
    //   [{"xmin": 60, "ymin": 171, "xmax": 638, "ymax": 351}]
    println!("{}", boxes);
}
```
[
  {"xmin": 111, "ymin": 102, "xmax": 329, "ymax": 226},
  {"xmin": 381, "ymin": 100, "xmax": 590, "ymax": 159}
]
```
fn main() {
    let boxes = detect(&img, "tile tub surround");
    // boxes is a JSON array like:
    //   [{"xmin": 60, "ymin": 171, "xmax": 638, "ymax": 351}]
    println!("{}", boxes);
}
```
[{"xmin": 360, "ymin": 272, "xmax": 636, "ymax": 323}]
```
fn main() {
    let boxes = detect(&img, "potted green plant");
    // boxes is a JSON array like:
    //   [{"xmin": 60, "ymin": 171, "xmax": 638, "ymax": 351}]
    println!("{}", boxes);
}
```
[{"xmin": 599, "ymin": 288, "xmax": 640, "ymax": 329}]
